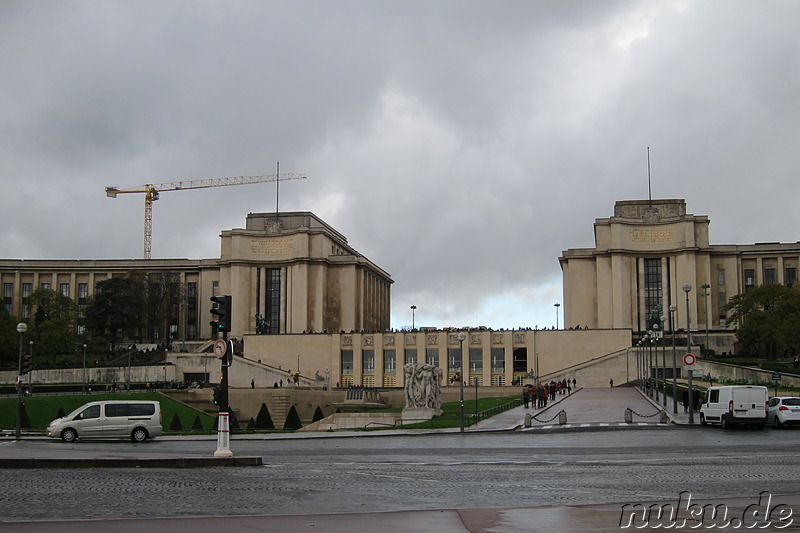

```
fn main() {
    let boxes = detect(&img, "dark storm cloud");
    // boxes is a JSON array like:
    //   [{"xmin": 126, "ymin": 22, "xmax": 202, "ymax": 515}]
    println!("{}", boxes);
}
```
[{"xmin": 2, "ymin": 0, "xmax": 799, "ymax": 328}]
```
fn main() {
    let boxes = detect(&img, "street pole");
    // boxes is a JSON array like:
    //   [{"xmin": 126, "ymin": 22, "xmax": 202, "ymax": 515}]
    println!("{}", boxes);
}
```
[
  {"xmin": 15, "ymin": 322, "xmax": 28, "ymax": 440},
  {"xmin": 670, "ymin": 305, "xmax": 677, "ymax": 414},
  {"xmin": 29, "ymin": 341, "xmax": 34, "ymax": 394},
  {"xmin": 82, "ymin": 343, "xmax": 87, "ymax": 394},
  {"xmin": 683, "ymin": 283, "xmax": 694, "ymax": 424},
  {"xmin": 652, "ymin": 325, "xmax": 660, "ymax": 402},
  {"xmin": 474, "ymin": 376, "xmax": 478, "ymax": 420},
  {"xmin": 458, "ymin": 332, "xmax": 466, "ymax": 433},
  {"xmin": 701, "ymin": 283, "xmax": 711, "ymax": 357},
  {"xmin": 647, "ymin": 331, "xmax": 654, "ymax": 399},
  {"xmin": 660, "ymin": 316, "xmax": 667, "ymax": 407}
]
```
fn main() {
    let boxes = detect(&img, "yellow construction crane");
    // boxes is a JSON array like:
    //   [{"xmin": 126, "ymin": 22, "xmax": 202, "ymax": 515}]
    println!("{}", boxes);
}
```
[{"xmin": 106, "ymin": 173, "xmax": 306, "ymax": 259}]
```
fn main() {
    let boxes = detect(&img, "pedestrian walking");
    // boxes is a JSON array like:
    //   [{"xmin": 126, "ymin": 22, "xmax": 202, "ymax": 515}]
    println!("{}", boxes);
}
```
[
  {"xmin": 251, "ymin": 378, "xmax": 255, "ymax": 389},
  {"xmin": 522, "ymin": 387, "xmax": 531, "ymax": 408},
  {"xmin": 609, "ymin": 378, "xmax": 614, "ymax": 388},
  {"xmin": 681, "ymin": 388, "xmax": 689, "ymax": 413}
]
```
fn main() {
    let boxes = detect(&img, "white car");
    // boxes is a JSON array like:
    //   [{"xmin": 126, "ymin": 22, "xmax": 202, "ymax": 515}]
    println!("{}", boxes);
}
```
[{"xmin": 767, "ymin": 397, "xmax": 800, "ymax": 428}]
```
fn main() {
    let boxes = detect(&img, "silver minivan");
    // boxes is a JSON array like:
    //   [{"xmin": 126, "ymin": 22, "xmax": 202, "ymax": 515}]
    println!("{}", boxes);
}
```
[{"xmin": 47, "ymin": 400, "xmax": 163, "ymax": 442}]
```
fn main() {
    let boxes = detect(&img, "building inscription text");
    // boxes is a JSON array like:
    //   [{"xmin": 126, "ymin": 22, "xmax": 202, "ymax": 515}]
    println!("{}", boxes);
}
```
[
  {"xmin": 630, "ymin": 229, "xmax": 674, "ymax": 243},
  {"xmin": 250, "ymin": 239, "xmax": 293, "ymax": 254}
]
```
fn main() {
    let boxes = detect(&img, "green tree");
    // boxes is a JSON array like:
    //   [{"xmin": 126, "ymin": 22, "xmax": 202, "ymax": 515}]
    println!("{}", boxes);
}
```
[
  {"xmin": 27, "ymin": 289, "xmax": 78, "ymax": 362},
  {"xmin": 85, "ymin": 277, "xmax": 145, "ymax": 352},
  {"xmin": 726, "ymin": 284, "xmax": 800, "ymax": 357},
  {"xmin": 0, "ymin": 308, "xmax": 21, "ymax": 370},
  {"xmin": 141, "ymin": 272, "xmax": 181, "ymax": 344}
]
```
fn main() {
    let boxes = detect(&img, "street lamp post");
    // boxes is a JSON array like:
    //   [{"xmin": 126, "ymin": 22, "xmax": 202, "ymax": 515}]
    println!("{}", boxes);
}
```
[
  {"xmin": 82, "ymin": 343, "xmax": 87, "ymax": 394},
  {"xmin": 554, "ymin": 303, "xmax": 560, "ymax": 329},
  {"xmin": 660, "ymin": 316, "xmax": 667, "ymax": 407},
  {"xmin": 683, "ymin": 283, "xmax": 694, "ymax": 424},
  {"xmin": 410, "ymin": 305, "xmax": 416, "ymax": 329},
  {"xmin": 29, "ymin": 341, "xmax": 34, "ymax": 394},
  {"xmin": 652, "ymin": 326, "xmax": 660, "ymax": 402},
  {"xmin": 669, "ymin": 304, "xmax": 678, "ymax": 414},
  {"xmin": 457, "ymin": 332, "xmax": 466, "ymax": 433},
  {"xmin": 636, "ymin": 340, "xmax": 643, "ymax": 389},
  {"xmin": 647, "ymin": 331, "xmax": 654, "ymax": 398},
  {"xmin": 700, "ymin": 282, "xmax": 711, "ymax": 356},
  {"xmin": 15, "ymin": 322, "xmax": 28, "ymax": 440}
]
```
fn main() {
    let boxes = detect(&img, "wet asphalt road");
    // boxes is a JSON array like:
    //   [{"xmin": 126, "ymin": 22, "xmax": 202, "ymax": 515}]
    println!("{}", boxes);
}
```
[{"xmin": 1, "ymin": 426, "xmax": 799, "ymax": 523}]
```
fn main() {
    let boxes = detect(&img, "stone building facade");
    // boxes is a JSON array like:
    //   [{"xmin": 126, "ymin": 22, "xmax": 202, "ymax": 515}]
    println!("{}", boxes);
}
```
[
  {"xmin": 559, "ymin": 199, "xmax": 800, "ymax": 336},
  {"xmin": 0, "ymin": 211, "xmax": 392, "ymax": 341}
]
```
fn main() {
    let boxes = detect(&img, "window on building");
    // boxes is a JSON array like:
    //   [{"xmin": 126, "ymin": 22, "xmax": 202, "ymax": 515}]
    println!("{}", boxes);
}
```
[
  {"xmin": 469, "ymin": 347, "xmax": 482, "ymax": 373},
  {"xmin": 786, "ymin": 268, "xmax": 797, "ymax": 288},
  {"xmin": 40, "ymin": 282, "xmax": 50, "ymax": 290},
  {"xmin": 718, "ymin": 292, "xmax": 727, "ymax": 312},
  {"xmin": 3, "ymin": 282, "xmax": 11, "ymax": 313},
  {"xmin": 512, "ymin": 347, "xmax": 527, "ymax": 373},
  {"xmin": 21, "ymin": 283, "xmax": 32, "ymax": 318},
  {"xmin": 447, "ymin": 348, "xmax": 461, "ymax": 373},
  {"xmin": 265, "ymin": 268, "xmax": 280, "ymax": 334},
  {"xmin": 60, "ymin": 283, "xmax": 69, "ymax": 296},
  {"xmin": 491, "ymin": 347, "xmax": 505, "ymax": 373},
  {"xmin": 717, "ymin": 269, "xmax": 725, "ymax": 286},
  {"xmin": 425, "ymin": 348, "xmax": 438, "ymax": 366},
  {"xmin": 644, "ymin": 258, "xmax": 663, "ymax": 327},
  {"xmin": 362, "ymin": 350, "xmax": 375, "ymax": 374},
  {"xmin": 341, "ymin": 350, "xmax": 353, "ymax": 374},
  {"xmin": 744, "ymin": 269, "xmax": 755, "ymax": 291},
  {"xmin": 404, "ymin": 349, "xmax": 417, "ymax": 365},
  {"xmin": 764, "ymin": 268, "xmax": 776, "ymax": 285},
  {"xmin": 78, "ymin": 283, "xmax": 88, "ymax": 300},
  {"xmin": 383, "ymin": 349, "xmax": 396, "ymax": 374}
]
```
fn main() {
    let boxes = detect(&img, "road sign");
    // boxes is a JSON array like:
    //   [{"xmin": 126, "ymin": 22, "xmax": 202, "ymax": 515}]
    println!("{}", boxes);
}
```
[
  {"xmin": 213, "ymin": 340, "xmax": 227, "ymax": 359},
  {"xmin": 773, "ymin": 372, "xmax": 782, "ymax": 381},
  {"xmin": 683, "ymin": 353, "xmax": 696, "ymax": 366}
]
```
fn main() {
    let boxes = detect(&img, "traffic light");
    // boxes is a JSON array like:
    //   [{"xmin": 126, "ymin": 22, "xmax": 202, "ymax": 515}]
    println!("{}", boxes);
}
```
[
  {"xmin": 212, "ymin": 387, "xmax": 220, "ymax": 405},
  {"xmin": 210, "ymin": 295, "xmax": 232, "ymax": 333},
  {"xmin": 21, "ymin": 354, "xmax": 32, "ymax": 375}
]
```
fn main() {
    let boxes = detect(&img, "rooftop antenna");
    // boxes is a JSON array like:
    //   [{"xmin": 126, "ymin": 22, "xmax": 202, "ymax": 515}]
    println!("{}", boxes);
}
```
[
  {"xmin": 275, "ymin": 161, "xmax": 280, "ymax": 217},
  {"xmin": 647, "ymin": 146, "xmax": 652, "ymax": 206}
]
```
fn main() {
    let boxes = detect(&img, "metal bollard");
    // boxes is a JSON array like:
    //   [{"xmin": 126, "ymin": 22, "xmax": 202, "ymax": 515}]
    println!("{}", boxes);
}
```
[
  {"xmin": 558, "ymin": 410, "xmax": 567, "ymax": 425},
  {"xmin": 524, "ymin": 413, "xmax": 532, "ymax": 428},
  {"xmin": 624, "ymin": 408, "xmax": 632, "ymax": 423}
]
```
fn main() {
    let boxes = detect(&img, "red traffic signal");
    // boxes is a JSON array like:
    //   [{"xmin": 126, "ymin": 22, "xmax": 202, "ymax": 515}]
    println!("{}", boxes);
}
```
[{"xmin": 21, "ymin": 354, "xmax": 32, "ymax": 375}]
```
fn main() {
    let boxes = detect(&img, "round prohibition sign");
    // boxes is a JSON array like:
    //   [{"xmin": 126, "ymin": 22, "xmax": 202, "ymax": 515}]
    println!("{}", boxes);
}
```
[
  {"xmin": 213, "ymin": 339, "xmax": 227, "ymax": 358},
  {"xmin": 683, "ymin": 353, "xmax": 696, "ymax": 366}
]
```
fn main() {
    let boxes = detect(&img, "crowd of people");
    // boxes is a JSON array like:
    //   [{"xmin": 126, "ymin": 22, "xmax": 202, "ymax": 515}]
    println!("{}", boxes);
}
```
[{"xmin": 521, "ymin": 378, "xmax": 576, "ymax": 408}]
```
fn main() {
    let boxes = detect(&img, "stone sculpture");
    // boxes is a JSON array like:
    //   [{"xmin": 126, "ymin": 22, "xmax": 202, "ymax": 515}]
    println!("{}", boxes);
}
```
[{"xmin": 403, "ymin": 363, "xmax": 443, "ymax": 410}]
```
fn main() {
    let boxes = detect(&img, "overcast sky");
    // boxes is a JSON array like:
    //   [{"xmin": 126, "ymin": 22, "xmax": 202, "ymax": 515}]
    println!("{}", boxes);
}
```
[{"xmin": 2, "ymin": 1, "xmax": 799, "ymax": 330}]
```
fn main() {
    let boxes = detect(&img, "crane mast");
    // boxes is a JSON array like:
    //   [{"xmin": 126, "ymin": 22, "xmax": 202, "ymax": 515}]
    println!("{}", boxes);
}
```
[{"xmin": 106, "ymin": 173, "xmax": 306, "ymax": 259}]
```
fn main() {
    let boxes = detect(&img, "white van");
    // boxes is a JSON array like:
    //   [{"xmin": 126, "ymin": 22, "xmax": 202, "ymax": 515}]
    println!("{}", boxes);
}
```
[
  {"xmin": 699, "ymin": 386, "xmax": 768, "ymax": 429},
  {"xmin": 47, "ymin": 400, "xmax": 163, "ymax": 442}
]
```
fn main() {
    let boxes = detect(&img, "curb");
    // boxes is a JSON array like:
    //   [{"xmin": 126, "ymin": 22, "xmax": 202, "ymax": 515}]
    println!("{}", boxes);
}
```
[{"xmin": 0, "ymin": 456, "xmax": 263, "ymax": 469}]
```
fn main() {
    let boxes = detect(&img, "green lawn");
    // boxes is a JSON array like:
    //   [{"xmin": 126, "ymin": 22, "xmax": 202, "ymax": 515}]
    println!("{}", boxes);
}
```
[
  {"xmin": 395, "ymin": 395, "xmax": 522, "ymax": 430},
  {"xmin": 0, "ymin": 392, "xmax": 216, "ymax": 432}
]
